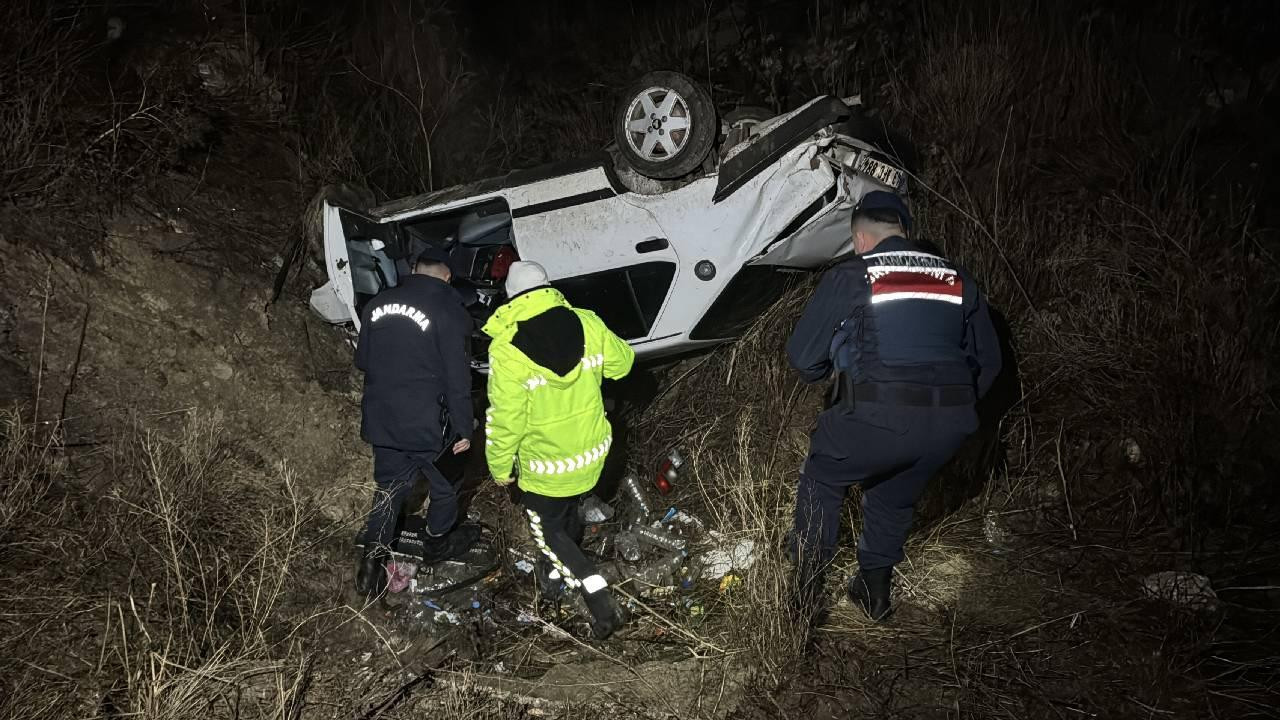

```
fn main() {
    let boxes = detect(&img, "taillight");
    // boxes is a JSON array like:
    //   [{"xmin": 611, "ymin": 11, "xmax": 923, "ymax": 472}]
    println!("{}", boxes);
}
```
[
  {"xmin": 490, "ymin": 245, "xmax": 518, "ymax": 280},
  {"xmin": 654, "ymin": 448, "xmax": 684, "ymax": 496}
]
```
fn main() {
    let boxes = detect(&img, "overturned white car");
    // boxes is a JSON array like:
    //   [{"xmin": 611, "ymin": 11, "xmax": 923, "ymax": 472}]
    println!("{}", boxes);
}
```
[{"xmin": 309, "ymin": 71, "xmax": 912, "ymax": 365}]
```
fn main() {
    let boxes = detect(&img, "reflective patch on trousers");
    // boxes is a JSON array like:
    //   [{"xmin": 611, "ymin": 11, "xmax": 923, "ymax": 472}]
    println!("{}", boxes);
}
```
[
  {"xmin": 581, "ymin": 574, "xmax": 607, "ymax": 594},
  {"xmin": 526, "ymin": 512, "xmax": 578, "ymax": 588}
]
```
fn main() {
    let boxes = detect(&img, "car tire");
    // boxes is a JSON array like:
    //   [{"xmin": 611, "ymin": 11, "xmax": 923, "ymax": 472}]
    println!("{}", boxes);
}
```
[
  {"xmin": 722, "ymin": 105, "xmax": 774, "ymax": 133},
  {"xmin": 720, "ymin": 106, "xmax": 775, "ymax": 158},
  {"xmin": 614, "ymin": 71, "xmax": 716, "ymax": 180}
]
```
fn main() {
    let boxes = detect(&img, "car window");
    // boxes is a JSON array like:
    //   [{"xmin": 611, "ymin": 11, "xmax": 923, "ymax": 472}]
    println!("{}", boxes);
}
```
[
  {"xmin": 554, "ymin": 262, "xmax": 676, "ymax": 340},
  {"xmin": 690, "ymin": 265, "xmax": 803, "ymax": 340}
]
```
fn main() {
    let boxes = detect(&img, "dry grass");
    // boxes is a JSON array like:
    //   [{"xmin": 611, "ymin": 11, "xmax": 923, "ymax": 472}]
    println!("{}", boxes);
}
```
[
  {"xmin": 615, "ymin": 289, "xmax": 820, "ymax": 688},
  {"xmin": 0, "ymin": 409, "xmax": 59, "ymax": 539},
  {"xmin": 3, "ymin": 1, "xmax": 1276, "ymax": 718},
  {"xmin": 0, "ymin": 410, "xmax": 332, "ymax": 720},
  {"xmin": 887, "ymin": 2, "xmax": 1273, "ymax": 537},
  {"xmin": 606, "ymin": 2, "xmax": 1278, "ymax": 715}
]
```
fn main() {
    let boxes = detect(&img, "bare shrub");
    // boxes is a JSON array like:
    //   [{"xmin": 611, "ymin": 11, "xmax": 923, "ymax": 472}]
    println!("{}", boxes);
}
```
[
  {"xmin": 886, "ymin": 5, "xmax": 1274, "ymax": 536},
  {"xmin": 0, "ymin": 2, "xmax": 93, "ymax": 200},
  {"xmin": 465, "ymin": 81, "xmax": 616, "ymax": 174},
  {"xmin": 0, "ymin": 410, "xmax": 327, "ymax": 720},
  {"xmin": 339, "ymin": 0, "xmax": 471, "ymax": 194}
]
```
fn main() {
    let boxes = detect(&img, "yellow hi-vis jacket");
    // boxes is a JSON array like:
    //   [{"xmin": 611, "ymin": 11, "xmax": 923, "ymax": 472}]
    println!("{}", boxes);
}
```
[{"xmin": 482, "ymin": 288, "xmax": 635, "ymax": 497}]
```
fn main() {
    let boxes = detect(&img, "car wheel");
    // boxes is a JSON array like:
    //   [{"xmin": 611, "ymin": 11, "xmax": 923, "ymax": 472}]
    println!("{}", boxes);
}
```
[
  {"xmin": 722, "ymin": 105, "xmax": 774, "ymax": 133},
  {"xmin": 614, "ymin": 71, "xmax": 716, "ymax": 180},
  {"xmin": 720, "ymin": 106, "xmax": 774, "ymax": 157}
]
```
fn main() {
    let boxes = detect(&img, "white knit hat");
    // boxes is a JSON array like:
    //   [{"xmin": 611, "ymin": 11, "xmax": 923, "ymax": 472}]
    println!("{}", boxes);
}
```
[{"xmin": 505, "ymin": 260, "xmax": 550, "ymax": 297}]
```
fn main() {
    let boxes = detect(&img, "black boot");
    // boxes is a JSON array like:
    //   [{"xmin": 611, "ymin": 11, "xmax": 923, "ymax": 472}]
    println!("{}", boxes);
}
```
[
  {"xmin": 355, "ymin": 547, "xmax": 388, "ymax": 598},
  {"xmin": 583, "ymin": 588, "xmax": 625, "ymax": 640},
  {"xmin": 848, "ymin": 567, "xmax": 893, "ymax": 621},
  {"xmin": 421, "ymin": 523, "xmax": 481, "ymax": 564}
]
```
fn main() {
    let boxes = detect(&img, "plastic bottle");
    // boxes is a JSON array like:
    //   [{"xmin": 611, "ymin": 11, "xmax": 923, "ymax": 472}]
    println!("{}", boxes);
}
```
[
  {"xmin": 614, "ymin": 529, "xmax": 643, "ymax": 562},
  {"xmin": 579, "ymin": 495, "xmax": 614, "ymax": 524},
  {"xmin": 667, "ymin": 508, "xmax": 705, "ymax": 533},
  {"xmin": 630, "ymin": 551, "xmax": 685, "ymax": 588},
  {"xmin": 635, "ymin": 524, "xmax": 688, "ymax": 552},
  {"xmin": 680, "ymin": 556, "xmax": 703, "ymax": 590},
  {"xmin": 621, "ymin": 473, "xmax": 654, "ymax": 520}
]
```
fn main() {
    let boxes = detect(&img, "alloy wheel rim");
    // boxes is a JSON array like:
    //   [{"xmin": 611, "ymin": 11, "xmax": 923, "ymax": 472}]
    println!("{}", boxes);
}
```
[{"xmin": 624, "ymin": 86, "xmax": 692, "ymax": 162}]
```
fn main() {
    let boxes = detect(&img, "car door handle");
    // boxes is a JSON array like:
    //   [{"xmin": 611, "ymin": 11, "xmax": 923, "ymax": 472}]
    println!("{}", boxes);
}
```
[{"xmin": 635, "ymin": 237, "xmax": 669, "ymax": 253}]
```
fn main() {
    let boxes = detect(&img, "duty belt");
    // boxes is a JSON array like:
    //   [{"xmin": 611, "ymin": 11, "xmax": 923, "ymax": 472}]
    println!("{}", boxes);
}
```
[{"xmin": 852, "ymin": 383, "xmax": 975, "ymax": 407}]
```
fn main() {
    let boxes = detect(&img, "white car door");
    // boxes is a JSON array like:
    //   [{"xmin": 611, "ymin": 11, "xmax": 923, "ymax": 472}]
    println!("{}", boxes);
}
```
[
  {"xmin": 309, "ymin": 202, "xmax": 399, "ymax": 326},
  {"xmin": 503, "ymin": 169, "xmax": 681, "ymax": 346}
]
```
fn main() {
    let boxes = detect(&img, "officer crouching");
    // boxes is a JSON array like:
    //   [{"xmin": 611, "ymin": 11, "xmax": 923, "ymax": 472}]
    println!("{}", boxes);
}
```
[
  {"xmin": 786, "ymin": 191, "xmax": 1002, "ymax": 623},
  {"xmin": 353, "ymin": 247, "xmax": 479, "ymax": 598}
]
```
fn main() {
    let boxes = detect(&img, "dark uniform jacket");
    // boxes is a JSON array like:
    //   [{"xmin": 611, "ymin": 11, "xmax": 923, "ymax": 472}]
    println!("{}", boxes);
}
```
[
  {"xmin": 787, "ymin": 236, "xmax": 1002, "ymax": 400},
  {"xmin": 355, "ymin": 274, "xmax": 474, "ymax": 453}
]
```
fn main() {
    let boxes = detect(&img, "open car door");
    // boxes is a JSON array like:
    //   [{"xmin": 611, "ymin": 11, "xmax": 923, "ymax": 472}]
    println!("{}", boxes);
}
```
[{"xmin": 309, "ymin": 202, "xmax": 400, "ymax": 327}]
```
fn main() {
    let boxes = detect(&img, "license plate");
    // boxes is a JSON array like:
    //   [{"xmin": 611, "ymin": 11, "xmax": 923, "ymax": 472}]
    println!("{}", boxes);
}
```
[{"xmin": 852, "ymin": 153, "xmax": 904, "ymax": 189}]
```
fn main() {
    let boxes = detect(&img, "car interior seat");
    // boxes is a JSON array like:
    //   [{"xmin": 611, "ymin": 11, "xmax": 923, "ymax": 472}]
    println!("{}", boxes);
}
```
[{"xmin": 348, "ymin": 241, "xmax": 398, "ymax": 297}]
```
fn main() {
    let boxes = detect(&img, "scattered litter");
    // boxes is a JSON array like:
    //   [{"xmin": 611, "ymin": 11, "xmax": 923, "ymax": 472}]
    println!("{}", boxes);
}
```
[
  {"xmin": 654, "ymin": 448, "xmax": 685, "ymax": 495},
  {"xmin": 665, "ymin": 508, "xmax": 705, "ymax": 532},
  {"xmin": 579, "ymin": 495, "xmax": 615, "ymax": 524},
  {"xmin": 514, "ymin": 559, "xmax": 534, "ymax": 574},
  {"xmin": 982, "ymin": 510, "xmax": 1011, "ymax": 551},
  {"xmin": 628, "ymin": 551, "xmax": 685, "ymax": 593},
  {"xmin": 598, "ymin": 561, "xmax": 624, "ymax": 587},
  {"xmin": 386, "ymin": 561, "xmax": 417, "ymax": 594},
  {"xmin": 699, "ymin": 535, "xmax": 756, "ymax": 579},
  {"xmin": 517, "ymin": 610, "xmax": 538, "ymax": 624},
  {"xmin": 414, "ymin": 540, "xmax": 500, "ymax": 594},
  {"xmin": 678, "ymin": 563, "xmax": 697, "ymax": 590},
  {"xmin": 1142, "ymin": 571, "xmax": 1219, "ymax": 610},
  {"xmin": 635, "ymin": 524, "xmax": 688, "ymax": 552},
  {"xmin": 621, "ymin": 473, "xmax": 655, "ymax": 521},
  {"xmin": 614, "ymin": 529, "xmax": 643, "ymax": 561},
  {"xmin": 718, "ymin": 574, "xmax": 741, "ymax": 593},
  {"xmin": 1122, "ymin": 437, "xmax": 1142, "ymax": 465}
]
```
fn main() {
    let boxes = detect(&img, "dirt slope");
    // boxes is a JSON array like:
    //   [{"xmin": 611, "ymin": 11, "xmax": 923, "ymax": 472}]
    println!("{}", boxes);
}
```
[{"xmin": 0, "ymin": 174, "xmax": 368, "ymax": 522}]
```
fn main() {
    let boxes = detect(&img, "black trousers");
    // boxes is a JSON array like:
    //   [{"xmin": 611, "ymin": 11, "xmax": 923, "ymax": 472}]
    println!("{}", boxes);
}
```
[
  {"xmin": 792, "ymin": 402, "xmax": 976, "ymax": 573},
  {"xmin": 362, "ymin": 446, "xmax": 459, "ymax": 552},
  {"xmin": 519, "ymin": 491, "xmax": 608, "ymax": 595}
]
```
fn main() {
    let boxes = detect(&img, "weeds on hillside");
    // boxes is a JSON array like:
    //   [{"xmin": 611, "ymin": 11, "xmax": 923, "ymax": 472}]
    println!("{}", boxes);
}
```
[
  {"xmin": 0, "ymin": 410, "xmax": 326, "ymax": 719},
  {"xmin": 0, "ymin": 410, "xmax": 58, "ymax": 539},
  {"xmin": 615, "ymin": 2, "xmax": 1277, "ymax": 715},
  {"xmin": 887, "ymin": 3, "xmax": 1274, "ymax": 539}
]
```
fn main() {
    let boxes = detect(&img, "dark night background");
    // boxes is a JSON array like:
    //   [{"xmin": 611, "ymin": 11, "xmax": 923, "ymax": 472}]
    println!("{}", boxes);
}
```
[{"xmin": 1, "ymin": 0, "xmax": 1278, "ymax": 718}]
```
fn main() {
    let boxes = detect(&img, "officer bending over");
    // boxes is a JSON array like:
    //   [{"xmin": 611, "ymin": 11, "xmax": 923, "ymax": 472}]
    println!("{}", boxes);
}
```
[
  {"xmin": 787, "ymin": 191, "xmax": 1002, "ymax": 622},
  {"xmin": 354, "ymin": 247, "xmax": 478, "ymax": 598},
  {"xmin": 483, "ymin": 261, "xmax": 635, "ymax": 640}
]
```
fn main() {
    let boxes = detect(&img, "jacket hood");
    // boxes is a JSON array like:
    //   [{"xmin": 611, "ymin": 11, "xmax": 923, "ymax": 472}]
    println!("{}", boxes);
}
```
[
  {"xmin": 482, "ymin": 287, "xmax": 568, "ymax": 339},
  {"xmin": 483, "ymin": 288, "xmax": 584, "ymax": 387}
]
